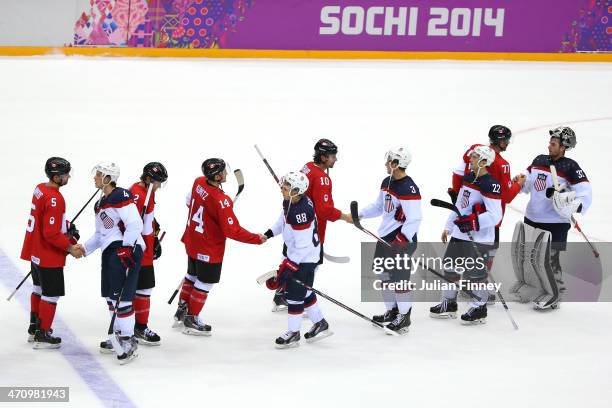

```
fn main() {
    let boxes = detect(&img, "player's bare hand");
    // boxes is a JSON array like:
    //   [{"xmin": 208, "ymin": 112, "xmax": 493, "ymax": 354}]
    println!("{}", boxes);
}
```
[
  {"xmin": 441, "ymin": 229, "xmax": 450, "ymax": 244},
  {"xmin": 69, "ymin": 244, "xmax": 85, "ymax": 258},
  {"xmin": 258, "ymin": 234, "xmax": 268, "ymax": 244},
  {"xmin": 513, "ymin": 174, "xmax": 526, "ymax": 186},
  {"xmin": 340, "ymin": 213, "xmax": 353, "ymax": 224}
]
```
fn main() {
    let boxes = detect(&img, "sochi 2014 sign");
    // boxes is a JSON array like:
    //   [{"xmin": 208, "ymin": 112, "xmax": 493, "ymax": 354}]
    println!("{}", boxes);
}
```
[{"xmin": 73, "ymin": 0, "xmax": 609, "ymax": 53}]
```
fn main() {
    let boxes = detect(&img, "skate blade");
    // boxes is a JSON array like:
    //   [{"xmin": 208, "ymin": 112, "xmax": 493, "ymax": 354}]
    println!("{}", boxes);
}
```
[
  {"xmin": 27, "ymin": 335, "xmax": 34, "ymax": 343},
  {"xmin": 429, "ymin": 312, "xmax": 457, "ymax": 319},
  {"xmin": 385, "ymin": 327, "xmax": 409, "ymax": 336},
  {"xmin": 275, "ymin": 342, "xmax": 299, "ymax": 349},
  {"xmin": 99, "ymin": 348, "xmax": 115, "ymax": 355},
  {"xmin": 118, "ymin": 352, "xmax": 139, "ymax": 365},
  {"xmin": 33, "ymin": 342, "xmax": 61, "ymax": 350},
  {"xmin": 460, "ymin": 318, "xmax": 486, "ymax": 325},
  {"xmin": 182, "ymin": 328, "xmax": 212, "ymax": 336},
  {"xmin": 305, "ymin": 330, "xmax": 334, "ymax": 344},
  {"xmin": 172, "ymin": 320, "xmax": 184, "ymax": 328},
  {"xmin": 533, "ymin": 302, "xmax": 560, "ymax": 311},
  {"xmin": 135, "ymin": 338, "xmax": 161, "ymax": 346}
]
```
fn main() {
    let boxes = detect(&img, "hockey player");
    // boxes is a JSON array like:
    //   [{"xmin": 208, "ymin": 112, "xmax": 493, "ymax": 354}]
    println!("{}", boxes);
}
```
[
  {"xmin": 129, "ymin": 162, "xmax": 168, "ymax": 345},
  {"xmin": 513, "ymin": 127, "xmax": 592, "ymax": 309},
  {"xmin": 20, "ymin": 157, "xmax": 84, "ymax": 348},
  {"xmin": 174, "ymin": 158, "xmax": 267, "ymax": 335},
  {"xmin": 430, "ymin": 146, "xmax": 502, "ymax": 324},
  {"xmin": 448, "ymin": 125, "xmax": 525, "ymax": 301},
  {"xmin": 264, "ymin": 171, "xmax": 332, "ymax": 348},
  {"xmin": 357, "ymin": 147, "xmax": 421, "ymax": 334},
  {"xmin": 272, "ymin": 139, "xmax": 352, "ymax": 311},
  {"xmin": 83, "ymin": 162, "xmax": 145, "ymax": 364}
]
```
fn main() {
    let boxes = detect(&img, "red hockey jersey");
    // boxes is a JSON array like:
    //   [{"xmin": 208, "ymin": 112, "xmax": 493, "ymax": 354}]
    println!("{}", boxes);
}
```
[
  {"xmin": 130, "ymin": 182, "xmax": 156, "ymax": 267},
  {"xmin": 20, "ymin": 183, "xmax": 71, "ymax": 268},
  {"xmin": 181, "ymin": 177, "xmax": 261, "ymax": 263},
  {"xmin": 301, "ymin": 162, "xmax": 342, "ymax": 244}
]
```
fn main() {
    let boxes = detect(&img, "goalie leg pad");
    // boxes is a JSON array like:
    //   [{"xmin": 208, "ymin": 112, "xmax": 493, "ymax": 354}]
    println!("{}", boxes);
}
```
[{"xmin": 510, "ymin": 222, "xmax": 526, "ymax": 296}]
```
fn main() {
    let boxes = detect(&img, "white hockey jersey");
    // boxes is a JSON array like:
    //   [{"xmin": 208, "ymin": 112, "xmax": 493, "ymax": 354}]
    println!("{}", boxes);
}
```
[
  {"xmin": 269, "ymin": 196, "xmax": 320, "ymax": 264},
  {"xmin": 84, "ymin": 187, "xmax": 145, "ymax": 255},
  {"xmin": 522, "ymin": 155, "xmax": 592, "ymax": 223},
  {"xmin": 359, "ymin": 175, "xmax": 422, "ymax": 241},
  {"xmin": 445, "ymin": 173, "xmax": 503, "ymax": 243}
]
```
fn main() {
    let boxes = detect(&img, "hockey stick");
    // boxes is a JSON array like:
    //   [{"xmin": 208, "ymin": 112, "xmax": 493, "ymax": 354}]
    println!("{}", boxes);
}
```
[
  {"xmin": 254, "ymin": 271, "xmax": 398, "ymax": 336},
  {"xmin": 430, "ymin": 198, "xmax": 519, "ymax": 330},
  {"xmin": 323, "ymin": 253, "xmax": 350, "ymax": 263},
  {"xmin": 107, "ymin": 183, "xmax": 153, "ymax": 359},
  {"xmin": 254, "ymin": 144, "xmax": 280, "ymax": 183},
  {"xmin": 549, "ymin": 165, "xmax": 599, "ymax": 258},
  {"xmin": 233, "ymin": 169, "xmax": 245, "ymax": 202},
  {"xmin": 254, "ymin": 144, "xmax": 351, "ymax": 263},
  {"xmin": 7, "ymin": 188, "xmax": 100, "ymax": 302},
  {"xmin": 349, "ymin": 201, "xmax": 391, "ymax": 247}
]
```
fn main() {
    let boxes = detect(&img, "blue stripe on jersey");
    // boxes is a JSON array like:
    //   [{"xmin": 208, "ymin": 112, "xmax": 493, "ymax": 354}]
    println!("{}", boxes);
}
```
[
  {"xmin": 283, "ymin": 196, "xmax": 316, "ymax": 226},
  {"xmin": 95, "ymin": 187, "xmax": 134, "ymax": 212},
  {"xmin": 530, "ymin": 154, "xmax": 588, "ymax": 184},
  {"xmin": 462, "ymin": 173, "xmax": 501, "ymax": 196},
  {"xmin": 379, "ymin": 176, "xmax": 420, "ymax": 197}
]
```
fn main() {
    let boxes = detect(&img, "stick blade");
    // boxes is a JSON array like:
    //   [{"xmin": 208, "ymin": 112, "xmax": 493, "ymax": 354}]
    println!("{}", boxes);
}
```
[
  {"xmin": 233, "ymin": 169, "xmax": 245, "ymax": 201},
  {"xmin": 430, "ymin": 198, "xmax": 460, "ymax": 215},
  {"xmin": 323, "ymin": 252, "xmax": 350, "ymax": 264},
  {"xmin": 350, "ymin": 201, "xmax": 362, "ymax": 229},
  {"xmin": 256, "ymin": 270, "xmax": 277, "ymax": 285}
]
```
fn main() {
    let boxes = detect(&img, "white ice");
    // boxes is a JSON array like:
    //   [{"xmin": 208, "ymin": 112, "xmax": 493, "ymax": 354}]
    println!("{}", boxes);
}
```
[{"xmin": 0, "ymin": 56, "xmax": 611, "ymax": 408}]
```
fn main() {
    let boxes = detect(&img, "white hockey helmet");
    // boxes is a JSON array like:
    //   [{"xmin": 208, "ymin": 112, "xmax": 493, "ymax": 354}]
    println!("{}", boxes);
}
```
[
  {"xmin": 469, "ymin": 145, "xmax": 495, "ymax": 167},
  {"xmin": 385, "ymin": 146, "xmax": 412, "ymax": 168},
  {"xmin": 280, "ymin": 171, "xmax": 309, "ymax": 196},
  {"xmin": 93, "ymin": 162, "xmax": 120, "ymax": 183}
]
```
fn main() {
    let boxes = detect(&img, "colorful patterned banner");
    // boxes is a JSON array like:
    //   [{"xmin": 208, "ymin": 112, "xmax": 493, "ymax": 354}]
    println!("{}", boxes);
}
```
[{"xmin": 72, "ymin": 0, "xmax": 611, "ymax": 52}]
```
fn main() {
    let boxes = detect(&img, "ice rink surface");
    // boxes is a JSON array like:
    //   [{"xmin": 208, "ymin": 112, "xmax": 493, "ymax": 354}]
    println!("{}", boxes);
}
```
[{"xmin": 0, "ymin": 56, "xmax": 611, "ymax": 408}]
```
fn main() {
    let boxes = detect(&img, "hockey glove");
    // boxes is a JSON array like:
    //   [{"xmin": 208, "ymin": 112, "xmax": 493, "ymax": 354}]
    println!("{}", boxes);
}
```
[
  {"xmin": 552, "ymin": 190, "xmax": 582, "ymax": 219},
  {"xmin": 447, "ymin": 188, "xmax": 458, "ymax": 205},
  {"xmin": 391, "ymin": 232, "xmax": 410, "ymax": 251},
  {"xmin": 454, "ymin": 213, "xmax": 480, "ymax": 233},
  {"xmin": 67, "ymin": 221, "xmax": 80, "ymax": 245},
  {"xmin": 117, "ymin": 246, "xmax": 136, "ymax": 269},
  {"xmin": 394, "ymin": 206, "xmax": 406, "ymax": 222},
  {"xmin": 265, "ymin": 259, "xmax": 299, "ymax": 291},
  {"xmin": 153, "ymin": 236, "xmax": 162, "ymax": 260}
]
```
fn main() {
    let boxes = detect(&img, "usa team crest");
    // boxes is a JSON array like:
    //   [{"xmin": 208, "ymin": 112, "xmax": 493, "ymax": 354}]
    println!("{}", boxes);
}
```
[
  {"xmin": 460, "ymin": 190, "xmax": 471, "ymax": 208},
  {"xmin": 534, "ymin": 173, "xmax": 547, "ymax": 191}
]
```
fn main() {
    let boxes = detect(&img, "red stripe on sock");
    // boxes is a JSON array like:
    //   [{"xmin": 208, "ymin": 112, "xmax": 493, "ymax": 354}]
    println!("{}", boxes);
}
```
[
  {"xmin": 188, "ymin": 288, "xmax": 208, "ymax": 316},
  {"xmin": 133, "ymin": 295, "xmax": 150, "ymax": 325},
  {"xmin": 179, "ymin": 279, "xmax": 195, "ymax": 304}
]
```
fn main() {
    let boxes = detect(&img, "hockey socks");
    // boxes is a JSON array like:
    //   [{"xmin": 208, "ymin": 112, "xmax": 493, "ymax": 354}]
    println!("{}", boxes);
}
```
[
  {"xmin": 115, "ymin": 302, "xmax": 135, "ymax": 337},
  {"xmin": 304, "ymin": 292, "xmax": 323, "ymax": 324},
  {"xmin": 179, "ymin": 277, "xmax": 195, "ymax": 304},
  {"xmin": 134, "ymin": 289, "xmax": 152, "ymax": 327},
  {"xmin": 30, "ymin": 290, "xmax": 41, "ymax": 322},
  {"xmin": 395, "ymin": 291, "xmax": 412, "ymax": 315},
  {"xmin": 38, "ymin": 297, "xmax": 59, "ymax": 331},
  {"xmin": 288, "ymin": 301, "xmax": 305, "ymax": 332},
  {"xmin": 187, "ymin": 281, "xmax": 213, "ymax": 316}
]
